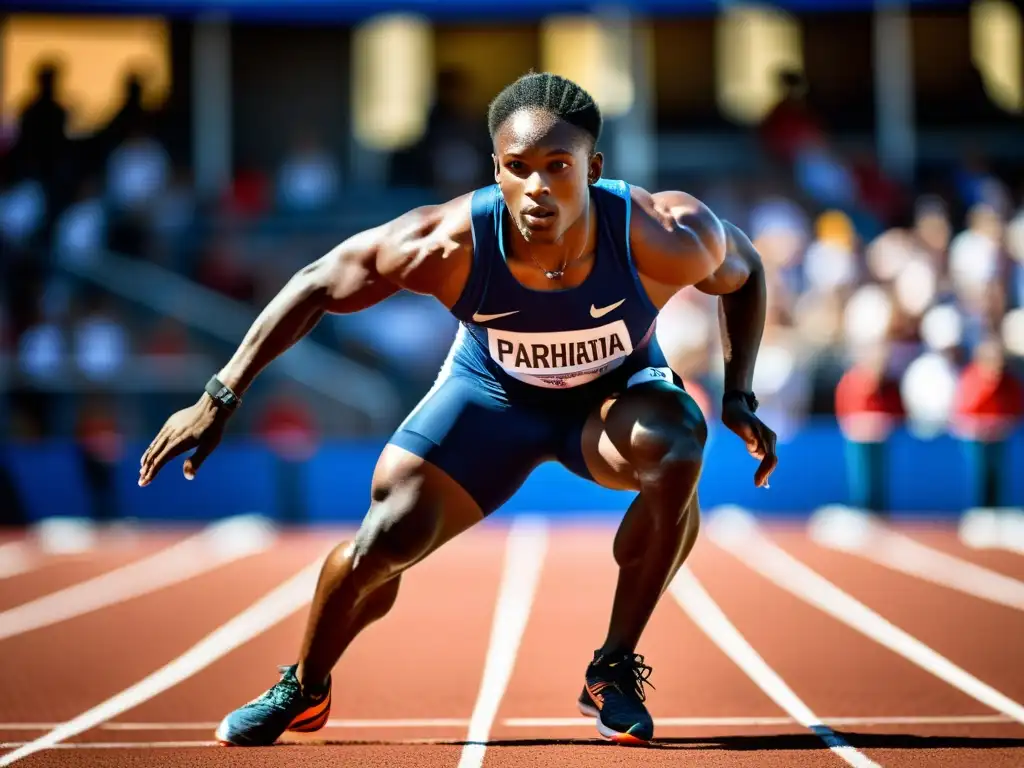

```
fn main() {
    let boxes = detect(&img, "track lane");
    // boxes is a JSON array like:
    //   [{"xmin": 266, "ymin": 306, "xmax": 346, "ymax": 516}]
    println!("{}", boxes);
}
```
[
  {"xmin": 772, "ymin": 528, "xmax": 1024, "ymax": 705},
  {"xmin": 708, "ymin": 522, "xmax": 1024, "ymax": 766},
  {"xmin": 0, "ymin": 533, "xmax": 321, "ymax": 753},
  {"xmin": 74, "ymin": 525, "xmax": 510, "ymax": 764},
  {"xmin": 487, "ymin": 524, "xmax": 850, "ymax": 767},
  {"xmin": 6, "ymin": 520, "xmax": 1024, "ymax": 768},
  {"xmin": 0, "ymin": 533, "xmax": 193, "ymax": 611},
  {"xmin": 10, "ymin": 744, "xmax": 466, "ymax": 768},
  {"xmin": 899, "ymin": 526, "xmax": 1024, "ymax": 581}
]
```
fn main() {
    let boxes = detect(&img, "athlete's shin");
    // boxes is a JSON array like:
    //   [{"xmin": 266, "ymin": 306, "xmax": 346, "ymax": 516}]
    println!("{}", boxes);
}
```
[
  {"xmin": 296, "ymin": 559, "xmax": 401, "ymax": 693},
  {"xmin": 601, "ymin": 432, "xmax": 703, "ymax": 656},
  {"xmin": 295, "ymin": 482, "xmax": 443, "ymax": 692}
]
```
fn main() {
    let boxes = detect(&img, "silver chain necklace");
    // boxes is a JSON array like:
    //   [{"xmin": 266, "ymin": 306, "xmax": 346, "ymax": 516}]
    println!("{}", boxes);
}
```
[{"xmin": 526, "ymin": 240, "xmax": 589, "ymax": 280}]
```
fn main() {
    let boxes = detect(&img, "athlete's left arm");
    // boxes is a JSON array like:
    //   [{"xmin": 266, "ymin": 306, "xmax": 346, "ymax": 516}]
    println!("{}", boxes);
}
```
[{"xmin": 695, "ymin": 219, "xmax": 778, "ymax": 488}]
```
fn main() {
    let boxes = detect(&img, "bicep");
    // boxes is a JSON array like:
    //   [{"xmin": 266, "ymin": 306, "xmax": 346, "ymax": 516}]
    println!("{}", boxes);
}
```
[
  {"xmin": 694, "ymin": 220, "xmax": 762, "ymax": 296},
  {"xmin": 630, "ymin": 188, "xmax": 727, "ymax": 288},
  {"xmin": 321, "ymin": 198, "xmax": 472, "ymax": 312},
  {"xmin": 302, "ymin": 219, "xmax": 412, "ymax": 315}
]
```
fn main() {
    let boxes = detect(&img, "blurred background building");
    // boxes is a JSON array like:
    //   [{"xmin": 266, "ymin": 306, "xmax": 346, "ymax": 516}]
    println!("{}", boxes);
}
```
[{"xmin": 1, "ymin": 0, "xmax": 1022, "ymax": 523}]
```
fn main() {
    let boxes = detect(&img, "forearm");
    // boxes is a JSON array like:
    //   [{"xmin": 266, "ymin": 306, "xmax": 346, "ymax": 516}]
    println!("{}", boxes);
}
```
[
  {"xmin": 217, "ymin": 236, "xmax": 392, "ymax": 396},
  {"xmin": 718, "ymin": 225, "xmax": 766, "ymax": 392},
  {"xmin": 216, "ymin": 269, "xmax": 330, "ymax": 396}
]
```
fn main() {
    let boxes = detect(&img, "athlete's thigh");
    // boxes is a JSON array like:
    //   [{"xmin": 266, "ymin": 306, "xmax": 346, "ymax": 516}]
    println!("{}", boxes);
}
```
[
  {"xmin": 384, "ymin": 374, "xmax": 551, "ymax": 523},
  {"xmin": 366, "ymin": 444, "xmax": 485, "ymax": 557},
  {"xmin": 575, "ymin": 373, "xmax": 708, "ymax": 492}
]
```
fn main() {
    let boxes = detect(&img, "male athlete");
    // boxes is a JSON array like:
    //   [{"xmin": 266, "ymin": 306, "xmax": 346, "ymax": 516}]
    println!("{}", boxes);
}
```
[{"xmin": 138, "ymin": 72, "xmax": 777, "ymax": 747}]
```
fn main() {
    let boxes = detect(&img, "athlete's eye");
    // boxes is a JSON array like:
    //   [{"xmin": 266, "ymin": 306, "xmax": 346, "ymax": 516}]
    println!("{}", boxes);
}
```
[
  {"xmin": 549, "ymin": 161, "xmax": 568, "ymax": 172},
  {"xmin": 506, "ymin": 161, "xmax": 526, "ymax": 172}
]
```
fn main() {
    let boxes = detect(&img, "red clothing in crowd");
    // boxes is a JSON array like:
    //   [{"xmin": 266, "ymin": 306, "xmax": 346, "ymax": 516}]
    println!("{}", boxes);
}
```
[
  {"xmin": 953, "ymin": 363, "xmax": 1024, "ymax": 441},
  {"xmin": 835, "ymin": 365, "xmax": 905, "ymax": 442},
  {"xmin": 257, "ymin": 396, "xmax": 319, "ymax": 462}
]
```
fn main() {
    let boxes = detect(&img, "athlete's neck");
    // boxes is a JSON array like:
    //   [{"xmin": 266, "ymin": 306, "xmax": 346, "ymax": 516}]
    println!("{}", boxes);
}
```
[{"xmin": 508, "ymin": 199, "xmax": 597, "ymax": 275}]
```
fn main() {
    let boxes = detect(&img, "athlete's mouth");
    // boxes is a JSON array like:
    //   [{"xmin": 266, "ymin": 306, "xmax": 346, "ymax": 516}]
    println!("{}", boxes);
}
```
[{"xmin": 522, "ymin": 205, "xmax": 555, "ymax": 219}]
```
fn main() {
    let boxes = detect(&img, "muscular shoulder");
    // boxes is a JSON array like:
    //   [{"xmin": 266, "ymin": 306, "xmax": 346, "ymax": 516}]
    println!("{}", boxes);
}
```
[
  {"xmin": 626, "ymin": 185, "xmax": 727, "ymax": 287},
  {"xmin": 375, "ymin": 192, "xmax": 476, "ymax": 308}
]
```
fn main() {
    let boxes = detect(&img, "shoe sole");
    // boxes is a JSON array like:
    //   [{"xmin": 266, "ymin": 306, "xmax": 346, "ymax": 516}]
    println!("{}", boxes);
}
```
[{"xmin": 578, "ymin": 699, "xmax": 651, "ymax": 745}]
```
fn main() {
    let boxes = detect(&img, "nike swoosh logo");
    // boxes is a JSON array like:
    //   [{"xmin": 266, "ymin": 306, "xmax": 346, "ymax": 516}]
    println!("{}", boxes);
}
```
[
  {"xmin": 472, "ymin": 310, "xmax": 520, "ymax": 323},
  {"xmin": 590, "ymin": 299, "xmax": 625, "ymax": 319}
]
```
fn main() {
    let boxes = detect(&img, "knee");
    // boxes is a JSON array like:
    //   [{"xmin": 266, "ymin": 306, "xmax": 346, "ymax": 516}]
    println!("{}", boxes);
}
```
[
  {"xmin": 630, "ymin": 423, "xmax": 706, "ymax": 485},
  {"xmin": 349, "ymin": 474, "xmax": 443, "ymax": 583}
]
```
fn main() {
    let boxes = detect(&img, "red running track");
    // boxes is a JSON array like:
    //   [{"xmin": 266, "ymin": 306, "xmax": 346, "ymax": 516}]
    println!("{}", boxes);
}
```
[{"xmin": 0, "ymin": 517, "xmax": 1022, "ymax": 767}]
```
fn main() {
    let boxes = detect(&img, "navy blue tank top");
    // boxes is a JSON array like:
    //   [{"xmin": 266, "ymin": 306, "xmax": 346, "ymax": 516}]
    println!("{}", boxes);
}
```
[{"xmin": 445, "ymin": 179, "xmax": 661, "ymax": 394}]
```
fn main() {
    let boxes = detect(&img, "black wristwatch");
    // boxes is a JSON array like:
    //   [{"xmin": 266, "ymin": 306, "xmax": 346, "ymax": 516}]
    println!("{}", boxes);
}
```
[
  {"xmin": 722, "ymin": 389, "xmax": 758, "ymax": 413},
  {"xmin": 205, "ymin": 375, "xmax": 242, "ymax": 412}
]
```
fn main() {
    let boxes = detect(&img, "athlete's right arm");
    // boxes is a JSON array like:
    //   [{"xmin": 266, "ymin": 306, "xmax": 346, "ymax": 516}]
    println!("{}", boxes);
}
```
[{"xmin": 138, "ymin": 196, "xmax": 474, "ymax": 486}]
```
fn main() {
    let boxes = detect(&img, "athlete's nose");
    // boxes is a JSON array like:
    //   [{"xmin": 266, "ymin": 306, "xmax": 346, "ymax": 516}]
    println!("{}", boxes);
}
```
[{"xmin": 524, "ymin": 172, "xmax": 549, "ymax": 199}]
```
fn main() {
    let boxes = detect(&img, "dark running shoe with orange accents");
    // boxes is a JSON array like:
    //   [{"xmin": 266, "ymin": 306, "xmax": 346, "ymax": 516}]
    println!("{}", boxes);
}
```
[
  {"xmin": 577, "ymin": 650, "xmax": 655, "ymax": 744},
  {"xmin": 215, "ymin": 664, "xmax": 331, "ymax": 746}
]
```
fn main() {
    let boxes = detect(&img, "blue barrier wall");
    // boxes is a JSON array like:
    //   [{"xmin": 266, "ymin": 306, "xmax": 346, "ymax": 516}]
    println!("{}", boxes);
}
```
[
  {"xmin": 5, "ymin": 0, "xmax": 968, "ymax": 22},
  {"xmin": 3, "ymin": 421, "xmax": 1022, "ymax": 523}
]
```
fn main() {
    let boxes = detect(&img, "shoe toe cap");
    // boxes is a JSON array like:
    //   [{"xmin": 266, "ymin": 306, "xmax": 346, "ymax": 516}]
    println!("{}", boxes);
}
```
[{"xmin": 215, "ymin": 708, "xmax": 280, "ymax": 747}]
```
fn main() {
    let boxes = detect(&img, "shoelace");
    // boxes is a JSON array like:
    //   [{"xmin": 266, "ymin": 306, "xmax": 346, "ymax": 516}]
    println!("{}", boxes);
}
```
[
  {"xmin": 250, "ymin": 666, "xmax": 300, "ymax": 708},
  {"xmin": 610, "ymin": 654, "xmax": 656, "ymax": 703}
]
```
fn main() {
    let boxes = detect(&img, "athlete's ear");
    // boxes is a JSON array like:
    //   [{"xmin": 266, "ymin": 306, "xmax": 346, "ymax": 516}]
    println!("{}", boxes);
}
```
[
  {"xmin": 492, "ymin": 154, "xmax": 501, "ymax": 184},
  {"xmin": 588, "ymin": 152, "xmax": 604, "ymax": 185}
]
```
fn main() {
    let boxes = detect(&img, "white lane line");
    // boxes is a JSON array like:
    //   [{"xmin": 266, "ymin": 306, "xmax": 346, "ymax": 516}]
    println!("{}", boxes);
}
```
[
  {"xmin": 809, "ymin": 506, "xmax": 1024, "ymax": 611},
  {"xmin": 108, "ymin": 718, "xmax": 471, "ymax": 730},
  {"xmin": 708, "ymin": 507, "xmax": 1024, "ymax": 725},
  {"xmin": 504, "ymin": 714, "xmax": 1016, "ymax": 728},
  {"xmin": 0, "ymin": 515, "xmax": 276, "ymax": 642},
  {"xmin": 0, "ymin": 543, "xmax": 35, "ymax": 580},
  {"xmin": 0, "ymin": 714, "xmax": 1014, "ymax": 732},
  {"xmin": 0, "ymin": 551, "xmax": 324, "ymax": 766},
  {"xmin": 668, "ymin": 566, "xmax": 879, "ymax": 767},
  {"xmin": 456, "ymin": 516, "xmax": 548, "ymax": 768},
  {"xmin": 1, "ymin": 712, "xmax": 1021, "ymax": 750},
  {"xmin": 0, "ymin": 741, "xmax": 220, "ymax": 750}
]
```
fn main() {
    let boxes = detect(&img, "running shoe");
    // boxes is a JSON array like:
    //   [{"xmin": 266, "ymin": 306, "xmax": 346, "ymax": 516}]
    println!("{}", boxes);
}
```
[
  {"xmin": 215, "ymin": 664, "xmax": 331, "ymax": 746},
  {"xmin": 577, "ymin": 649, "xmax": 655, "ymax": 744}
]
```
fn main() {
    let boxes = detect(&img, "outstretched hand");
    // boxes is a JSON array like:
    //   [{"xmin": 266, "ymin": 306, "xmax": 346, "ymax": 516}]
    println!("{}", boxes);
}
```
[
  {"xmin": 138, "ymin": 395, "xmax": 229, "ymax": 487},
  {"xmin": 721, "ymin": 398, "xmax": 778, "ymax": 488}
]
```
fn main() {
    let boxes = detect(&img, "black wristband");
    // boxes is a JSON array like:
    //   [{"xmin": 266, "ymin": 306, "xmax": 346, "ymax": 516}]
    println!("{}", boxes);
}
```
[
  {"xmin": 205, "ymin": 375, "xmax": 242, "ymax": 412},
  {"xmin": 723, "ymin": 389, "xmax": 758, "ymax": 413}
]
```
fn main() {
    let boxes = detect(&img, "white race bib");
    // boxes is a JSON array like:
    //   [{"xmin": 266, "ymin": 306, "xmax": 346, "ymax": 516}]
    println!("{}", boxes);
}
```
[{"xmin": 487, "ymin": 320, "xmax": 633, "ymax": 389}]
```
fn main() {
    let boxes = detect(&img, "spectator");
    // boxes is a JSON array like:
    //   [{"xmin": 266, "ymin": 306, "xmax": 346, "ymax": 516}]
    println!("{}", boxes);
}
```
[
  {"xmin": 106, "ymin": 128, "xmax": 171, "ymax": 214},
  {"xmin": 948, "ymin": 203, "xmax": 1004, "ymax": 301},
  {"xmin": 277, "ymin": 132, "xmax": 340, "ymax": 213},
  {"xmin": 835, "ymin": 344, "xmax": 905, "ymax": 514},
  {"xmin": 105, "ymin": 128, "xmax": 172, "ymax": 258},
  {"xmin": 197, "ymin": 240, "xmax": 257, "ymax": 304},
  {"xmin": 75, "ymin": 397, "xmax": 124, "ymax": 523},
  {"xmin": 0, "ymin": 178, "xmax": 47, "ymax": 248},
  {"xmin": 803, "ymin": 210, "xmax": 859, "ymax": 297},
  {"xmin": 72, "ymin": 296, "xmax": 129, "ymax": 383},
  {"xmin": 1006, "ymin": 204, "xmax": 1024, "ymax": 309},
  {"xmin": 10, "ymin": 60, "xmax": 70, "ymax": 214},
  {"xmin": 900, "ymin": 304, "xmax": 963, "ymax": 436},
  {"xmin": 257, "ymin": 389, "xmax": 319, "ymax": 523},
  {"xmin": 53, "ymin": 178, "xmax": 106, "ymax": 268},
  {"xmin": 953, "ymin": 336, "xmax": 1024, "ymax": 510},
  {"xmin": 758, "ymin": 70, "xmax": 823, "ymax": 166}
]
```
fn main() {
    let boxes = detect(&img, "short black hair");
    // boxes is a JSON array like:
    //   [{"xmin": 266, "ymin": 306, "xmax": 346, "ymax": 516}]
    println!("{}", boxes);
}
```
[{"xmin": 487, "ymin": 72, "xmax": 602, "ymax": 149}]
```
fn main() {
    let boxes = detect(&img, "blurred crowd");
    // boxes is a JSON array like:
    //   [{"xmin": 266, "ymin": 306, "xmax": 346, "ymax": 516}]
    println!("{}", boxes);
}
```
[
  {"xmin": 657, "ymin": 70, "xmax": 1024, "ymax": 512},
  {"xmin": 2, "ymin": 58, "xmax": 1023, "ymax": 486}
]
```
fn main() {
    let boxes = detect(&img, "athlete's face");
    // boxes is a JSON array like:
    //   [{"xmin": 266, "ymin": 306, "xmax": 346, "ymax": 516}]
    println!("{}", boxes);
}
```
[{"xmin": 493, "ymin": 109, "xmax": 603, "ymax": 245}]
